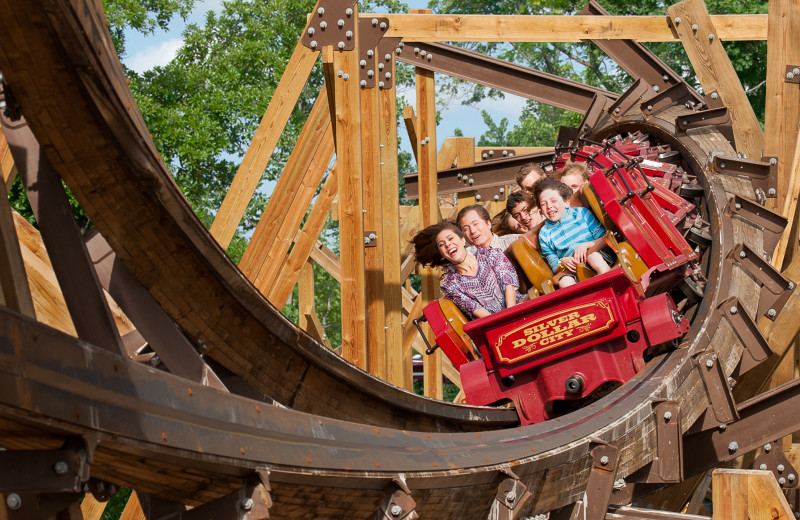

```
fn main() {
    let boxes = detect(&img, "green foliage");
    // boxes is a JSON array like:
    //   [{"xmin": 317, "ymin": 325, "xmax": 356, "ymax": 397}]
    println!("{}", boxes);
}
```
[
  {"xmin": 100, "ymin": 488, "xmax": 132, "ymax": 520},
  {"xmin": 103, "ymin": 0, "xmax": 197, "ymax": 56}
]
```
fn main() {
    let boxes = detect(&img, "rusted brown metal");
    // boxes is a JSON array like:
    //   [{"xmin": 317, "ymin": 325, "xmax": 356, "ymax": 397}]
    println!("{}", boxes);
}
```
[
  {"xmin": 608, "ymin": 79, "xmax": 653, "ymax": 122},
  {"xmin": 675, "ymin": 107, "xmax": 735, "ymax": 146},
  {"xmin": 640, "ymin": 82, "xmax": 699, "ymax": 118},
  {"xmin": 711, "ymin": 155, "xmax": 777, "ymax": 200},
  {"xmin": 367, "ymin": 481, "xmax": 418, "ymax": 520},
  {"xmin": 301, "ymin": 0, "xmax": 358, "ymax": 51},
  {"xmin": 358, "ymin": 17, "xmax": 391, "ymax": 89},
  {"xmin": 3, "ymin": 492, "xmax": 83, "ymax": 520},
  {"xmin": 395, "ymin": 41, "xmax": 617, "ymax": 113},
  {"xmin": 578, "ymin": 94, "xmax": 615, "ymax": 135},
  {"xmin": 483, "ymin": 475, "xmax": 532, "ymax": 520},
  {"xmin": 785, "ymin": 65, "xmax": 800, "ymax": 84},
  {"xmin": 719, "ymin": 298, "xmax": 772, "ymax": 377},
  {"xmin": 724, "ymin": 195, "xmax": 787, "ymax": 260},
  {"xmin": 172, "ymin": 478, "xmax": 272, "ymax": 520},
  {"xmin": 726, "ymin": 243, "xmax": 794, "ymax": 320},
  {"xmin": 0, "ymin": 444, "xmax": 88, "ymax": 493},
  {"xmin": 376, "ymin": 35, "xmax": 401, "ymax": 90},
  {"xmin": 645, "ymin": 403, "xmax": 683, "ymax": 483},
  {"xmin": 751, "ymin": 441, "xmax": 798, "ymax": 488},
  {"xmin": 694, "ymin": 351, "xmax": 739, "ymax": 428}
]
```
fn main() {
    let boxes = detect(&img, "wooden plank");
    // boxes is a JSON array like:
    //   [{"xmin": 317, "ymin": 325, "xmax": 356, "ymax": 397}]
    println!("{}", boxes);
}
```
[
  {"xmin": 362, "ymin": 68, "xmax": 386, "ymax": 379},
  {"xmin": 298, "ymin": 258, "xmax": 314, "ymax": 332},
  {"xmin": 667, "ymin": 0, "xmax": 764, "ymax": 161},
  {"xmin": 378, "ymin": 13, "xmax": 767, "ymax": 42},
  {"xmin": 415, "ymin": 55, "xmax": 443, "ymax": 399},
  {"xmin": 761, "ymin": 0, "xmax": 800, "ymax": 215},
  {"xmin": 712, "ymin": 469, "xmax": 795, "ymax": 520},
  {"xmin": 303, "ymin": 310, "xmax": 333, "ymax": 349},
  {"xmin": 1, "ymin": 128, "xmax": 17, "ymax": 190},
  {"xmin": 118, "ymin": 491, "xmax": 146, "ymax": 520},
  {"xmin": 403, "ymin": 105, "xmax": 419, "ymax": 163},
  {"xmin": 0, "ymin": 178, "xmax": 36, "ymax": 317},
  {"xmin": 773, "ymin": 131, "xmax": 800, "ymax": 266},
  {"xmin": 333, "ymin": 16, "xmax": 368, "ymax": 369},
  {"xmin": 238, "ymin": 90, "xmax": 332, "ymax": 281},
  {"xmin": 210, "ymin": 42, "xmax": 319, "ymax": 249},
  {"xmin": 381, "ymin": 56, "xmax": 405, "ymax": 388},
  {"xmin": 401, "ymin": 290, "xmax": 426, "ymax": 391},
  {"xmin": 79, "ymin": 493, "xmax": 106, "ymax": 520},
  {"xmin": 267, "ymin": 167, "xmax": 338, "ymax": 307}
]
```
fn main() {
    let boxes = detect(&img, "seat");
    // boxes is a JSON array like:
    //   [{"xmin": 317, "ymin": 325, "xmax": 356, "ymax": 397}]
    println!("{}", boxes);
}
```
[
  {"xmin": 421, "ymin": 298, "xmax": 480, "ymax": 369},
  {"xmin": 505, "ymin": 234, "xmax": 555, "ymax": 297}
]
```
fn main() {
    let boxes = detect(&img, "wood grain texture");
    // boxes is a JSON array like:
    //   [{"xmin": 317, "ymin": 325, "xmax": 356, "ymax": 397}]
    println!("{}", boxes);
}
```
[{"xmin": 712, "ymin": 469, "xmax": 795, "ymax": 520}]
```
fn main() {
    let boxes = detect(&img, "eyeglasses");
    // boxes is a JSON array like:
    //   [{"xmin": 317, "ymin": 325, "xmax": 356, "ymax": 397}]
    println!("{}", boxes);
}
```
[{"xmin": 511, "ymin": 206, "xmax": 530, "ymax": 221}]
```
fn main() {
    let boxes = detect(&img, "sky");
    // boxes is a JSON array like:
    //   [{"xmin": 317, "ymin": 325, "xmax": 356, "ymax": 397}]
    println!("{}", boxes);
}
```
[{"xmin": 120, "ymin": 0, "xmax": 529, "ymax": 160}]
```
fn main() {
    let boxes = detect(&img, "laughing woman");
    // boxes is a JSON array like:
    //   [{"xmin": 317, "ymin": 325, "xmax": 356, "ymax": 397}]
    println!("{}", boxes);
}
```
[{"xmin": 412, "ymin": 221, "xmax": 523, "ymax": 320}]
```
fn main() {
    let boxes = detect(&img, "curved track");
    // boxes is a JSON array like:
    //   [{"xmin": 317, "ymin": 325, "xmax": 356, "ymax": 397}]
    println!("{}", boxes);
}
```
[{"xmin": 0, "ymin": 0, "xmax": 792, "ymax": 518}]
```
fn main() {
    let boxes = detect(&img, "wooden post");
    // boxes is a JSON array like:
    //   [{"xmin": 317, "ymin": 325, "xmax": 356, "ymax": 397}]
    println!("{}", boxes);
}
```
[
  {"xmin": 362, "ymin": 56, "xmax": 387, "ymax": 379},
  {"xmin": 0, "ymin": 181, "xmax": 35, "ymax": 318},
  {"xmin": 332, "ymin": 13, "xmax": 367, "ymax": 370},
  {"xmin": 210, "ymin": 42, "xmax": 319, "ymax": 249},
  {"xmin": 414, "ymin": 29, "xmax": 442, "ymax": 398},
  {"xmin": 773, "ymin": 134, "xmax": 800, "ymax": 267},
  {"xmin": 381, "ymin": 55, "xmax": 404, "ymax": 388},
  {"xmin": 667, "ymin": 0, "xmax": 764, "ymax": 161},
  {"xmin": 712, "ymin": 469, "xmax": 795, "ymax": 520},
  {"xmin": 1, "ymin": 129, "xmax": 17, "ymax": 190}
]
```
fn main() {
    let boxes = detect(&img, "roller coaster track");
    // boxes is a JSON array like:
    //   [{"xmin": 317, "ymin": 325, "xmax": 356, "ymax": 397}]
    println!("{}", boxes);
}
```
[{"xmin": 0, "ymin": 0, "xmax": 797, "ymax": 518}]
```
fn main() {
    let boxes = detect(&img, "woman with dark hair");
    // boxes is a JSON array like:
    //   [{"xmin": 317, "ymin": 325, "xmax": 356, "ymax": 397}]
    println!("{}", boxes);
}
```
[{"xmin": 412, "ymin": 220, "xmax": 522, "ymax": 319}]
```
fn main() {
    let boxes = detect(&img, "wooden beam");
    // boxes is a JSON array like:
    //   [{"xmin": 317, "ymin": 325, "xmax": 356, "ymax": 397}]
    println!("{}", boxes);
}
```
[
  {"xmin": 267, "ymin": 167, "xmax": 338, "ymax": 307},
  {"xmin": 667, "ymin": 0, "xmax": 763, "ymax": 161},
  {"xmin": 238, "ymin": 90, "xmax": 332, "ymax": 282},
  {"xmin": 333, "ymin": 17, "xmax": 368, "ymax": 369},
  {"xmin": 0, "ymin": 178, "xmax": 36, "ymax": 317},
  {"xmin": 362, "ymin": 67, "xmax": 387, "ymax": 379},
  {"xmin": 210, "ymin": 42, "xmax": 319, "ymax": 249},
  {"xmin": 1, "ymin": 128, "xmax": 17, "ymax": 191},
  {"xmin": 772, "ymin": 134, "xmax": 800, "ymax": 267},
  {"xmin": 119, "ymin": 491, "xmax": 146, "ymax": 520},
  {"xmin": 712, "ymin": 469, "xmax": 795, "ymax": 520},
  {"xmin": 80, "ymin": 493, "xmax": 106, "ymax": 520},
  {"xmin": 298, "ymin": 259, "xmax": 332, "ymax": 349},
  {"xmin": 403, "ymin": 105, "xmax": 419, "ymax": 163},
  {"xmin": 415, "ymin": 51, "xmax": 443, "ymax": 399},
  {"xmin": 377, "ymin": 13, "xmax": 767, "ymax": 42},
  {"xmin": 381, "ymin": 56, "xmax": 405, "ymax": 388}
]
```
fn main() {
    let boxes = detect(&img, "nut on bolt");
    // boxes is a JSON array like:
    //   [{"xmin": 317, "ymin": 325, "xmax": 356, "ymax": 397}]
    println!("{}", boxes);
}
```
[
  {"xmin": 663, "ymin": 411, "xmax": 672, "ymax": 421},
  {"xmin": 390, "ymin": 504, "xmax": 403, "ymax": 517},
  {"xmin": 764, "ymin": 443, "xmax": 772, "ymax": 452},
  {"xmin": 728, "ymin": 441, "xmax": 739, "ymax": 453},
  {"xmin": 506, "ymin": 491, "xmax": 517, "ymax": 503},
  {"xmin": 767, "ymin": 309, "xmax": 777, "ymax": 318},
  {"xmin": 600, "ymin": 455, "xmax": 610, "ymax": 466},
  {"xmin": 53, "ymin": 461, "xmax": 69, "ymax": 474},
  {"xmin": 6, "ymin": 494, "xmax": 21, "ymax": 511},
  {"xmin": 241, "ymin": 498, "xmax": 254, "ymax": 511}
]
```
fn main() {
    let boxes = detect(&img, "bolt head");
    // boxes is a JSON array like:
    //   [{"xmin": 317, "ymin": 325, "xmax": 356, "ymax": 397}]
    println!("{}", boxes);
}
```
[
  {"xmin": 420, "ymin": 50, "xmax": 427, "ymax": 57},
  {"xmin": 308, "ymin": 28, "xmax": 315, "ymax": 36},
  {"xmin": 780, "ymin": 477, "xmax": 787, "ymax": 485},
  {"xmin": 380, "ymin": 22, "xmax": 387, "ymax": 30},
  {"xmin": 494, "ymin": 195, "xmax": 500, "ymax": 200},
  {"xmin": 767, "ymin": 309, "xmax": 777, "ymax": 318},
  {"xmin": 600, "ymin": 455, "xmax": 610, "ymax": 466},
  {"xmin": 367, "ymin": 50, "xmax": 374, "ymax": 58},
  {"xmin": 711, "ymin": 92, "xmax": 719, "ymax": 99},
  {"xmin": 241, "ymin": 498, "xmax": 254, "ymax": 511},
  {"xmin": 728, "ymin": 441, "xmax": 738, "ymax": 452},
  {"xmin": 646, "ymin": 105, "xmax": 653, "ymax": 111},
  {"xmin": 770, "ymin": 157, "xmax": 778, "ymax": 165},
  {"xmin": 346, "ymin": 30, "xmax": 353, "ymax": 39},
  {"xmin": 768, "ymin": 188, "xmax": 777, "ymax": 197},
  {"xmin": 482, "ymin": 153, "xmax": 487, "ymax": 159},
  {"xmin": 708, "ymin": 33, "xmax": 715, "ymax": 41},
  {"xmin": 734, "ymin": 202, "xmax": 742, "ymax": 210},
  {"xmin": 317, "ymin": 7, "xmax": 325, "ymax": 15},
  {"xmin": 663, "ymin": 411, "xmax": 672, "ymax": 421},
  {"xmin": 390, "ymin": 504, "xmax": 403, "ymax": 516},
  {"xmin": 719, "ymin": 162, "xmax": 727, "ymax": 169},
  {"xmin": 507, "ymin": 491, "xmax": 517, "ymax": 503},
  {"xmin": 730, "ymin": 306, "xmax": 737, "ymax": 315},
  {"xmin": 788, "ymin": 72, "xmax": 795, "ymax": 80},
  {"xmin": 719, "ymin": 423, "xmax": 727, "ymax": 431},
  {"xmin": 310, "ymin": 41, "xmax": 318, "ymax": 49},
  {"xmin": 346, "ymin": 7, "xmax": 353, "ymax": 16},
  {"xmin": 663, "ymin": 74, "xmax": 670, "ymax": 81},
  {"xmin": 692, "ymin": 23, "xmax": 699, "ymax": 31},
  {"xmin": 675, "ymin": 16, "xmax": 682, "ymax": 24},
  {"xmin": 6, "ymin": 494, "xmax": 22, "ymax": 510},
  {"xmin": 789, "ymin": 282, "xmax": 795, "ymax": 290},
  {"xmin": 337, "ymin": 18, "xmax": 345, "ymax": 27},
  {"xmin": 706, "ymin": 359, "xmax": 714, "ymax": 368},
  {"xmin": 475, "ymin": 194, "xmax": 482, "ymax": 201},
  {"xmin": 499, "ymin": 187, "xmax": 505, "ymax": 194},
  {"xmin": 653, "ymin": 85, "xmax": 660, "ymax": 92},
  {"xmin": 764, "ymin": 443, "xmax": 772, "ymax": 452},
  {"xmin": 760, "ymin": 464, "xmax": 768, "ymax": 470},
  {"xmin": 342, "ymin": 73, "xmax": 349, "ymax": 81},
  {"xmin": 359, "ymin": 59, "xmax": 367, "ymax": 67},
  {"xmin": 372, "ymin": 18, "xmax": 379, "ymax": 26},
  {"xmin": 739, "ymin": 250, "xmax": 746, "ymax": 259},
  {"xmin": 789, "ymin": 474, "xmax": 796, "ymax": 482},
  {"xmin": 319, "ymin": 21, "xmax": 327, "ymax": 29},
  {"xmin": 794, "ymin": 68, "xmax": 800, "ymax": 76},
  {"xmin": 53, "ymin": 461, "xmax": 69, "ymax": 474},
  {"xmin": 778, "ymin": 464, "xmax": 786, "ymax": 472}
]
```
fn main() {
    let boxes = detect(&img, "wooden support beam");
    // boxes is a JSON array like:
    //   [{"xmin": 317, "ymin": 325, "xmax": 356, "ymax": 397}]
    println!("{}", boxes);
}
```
[
  {"xmin": 119, "ymin": 491, "xmax": 146, "ymax": 520},
  {"xmin": 415, "ymin": 49, "xmax": 443, "ymax": 399},
  {"xmin": 267, "ymin": 167, "xmax": 338, "ymax": 307},
  {"xmin": 773, "ymin": 134, "xmax": 800, "ymax": 268},
  {"xmin": 210, "ymin": 42, "xmax": 319, "ymax": 249},
  {"xmin": 298, "ymin": 259, "xmax": 332, "ymax": 349},
  {"xmin": 1, "ymin": 128, "xmax": 17, "ymax": 190},
  {"xmin": 764, "ymin": 0, "xmax": 800, "ymax": 216},
  {"xmin": 80, "ymin": 493, "xmax": 107, "ymax": 520},
  {"xmin": 667, "ymin": 0, "xmax": 764, "ymax": 161},
  {"xmin": 332, "ymin": 17, "xmax": 368, "ymax": 369},
  {"xmin": 238, "ymin": 90, "xmax": 332, "ymax": 282},
  {"xmin": 378, "ymin": 13, "xmax": 767, "ymax": 43},
  {"xmin": 362, "ymin": 66, "xmax": 387, "ymax": 379},
  {"xmin": 712, "ymin": 469, "xmax": 795, "ymax": 520},
  {"xmin": 0, "ymin": 176, "xmax": 35, "ymax": 317},
  {"xmin": 381, "ymin": 56, "xmax": 405, "ymax": 388},
  {"xmin": 403, "ymin": 105, "xmax": 419, "ymax": 163}
]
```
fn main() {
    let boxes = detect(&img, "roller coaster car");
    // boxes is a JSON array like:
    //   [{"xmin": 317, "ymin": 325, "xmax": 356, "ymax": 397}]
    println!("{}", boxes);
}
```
[{"xmin": 419, "ymin": 138, "xmax": 698, "ymax": 425}]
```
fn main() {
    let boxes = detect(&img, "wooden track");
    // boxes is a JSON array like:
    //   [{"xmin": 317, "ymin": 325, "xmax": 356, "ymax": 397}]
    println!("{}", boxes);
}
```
[{"xmin": 0, "ymin": 0, "xmax": 794, "ymax": 518}]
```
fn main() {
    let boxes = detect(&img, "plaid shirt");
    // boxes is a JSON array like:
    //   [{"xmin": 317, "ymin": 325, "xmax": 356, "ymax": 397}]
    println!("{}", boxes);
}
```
[
  {"xmin": 539, "ymin": 207, "xmax": 606, "ymax": 272},
  {"xmin": 441, "ymin": 247, "xmax": 522, "ymax": 320}
]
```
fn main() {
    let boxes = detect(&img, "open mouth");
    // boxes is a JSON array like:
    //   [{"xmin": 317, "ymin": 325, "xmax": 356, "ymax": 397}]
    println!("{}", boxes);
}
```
[{"xmin": 448, "ymin": 245, "xmax": 458, "ymax": 256}]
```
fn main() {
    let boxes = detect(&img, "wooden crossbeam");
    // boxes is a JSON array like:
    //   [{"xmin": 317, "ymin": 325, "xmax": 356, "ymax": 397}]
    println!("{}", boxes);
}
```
[
  {"xmin": 1, "ymin": 128, "xmax": 17, "ymax": 190},
  {"xmin": 712, "ymin": 469, "xmax": 795, "ymax": 520},
  {"xmin": 210, "ymin": 42, "xmax": 319, "ymax": 249},
  {"xmin": 378, "ymin": 13, "xmax": 767, "ymax": 43},
  {"xmin": 668, "ymin": 0, "xmax": 764, "ymax": 160}
]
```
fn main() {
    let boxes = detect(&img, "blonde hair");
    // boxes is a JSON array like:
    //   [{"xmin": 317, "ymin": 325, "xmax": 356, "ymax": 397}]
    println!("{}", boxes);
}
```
[{"xmin": 559, "ymin": 161, "xmax": 590, "ymax": 181}]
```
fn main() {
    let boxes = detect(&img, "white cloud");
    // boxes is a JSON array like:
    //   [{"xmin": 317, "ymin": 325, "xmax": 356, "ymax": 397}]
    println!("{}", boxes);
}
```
[{"xmin": 126, "ymin": 38, "xmax": 184, "ymax": 72}]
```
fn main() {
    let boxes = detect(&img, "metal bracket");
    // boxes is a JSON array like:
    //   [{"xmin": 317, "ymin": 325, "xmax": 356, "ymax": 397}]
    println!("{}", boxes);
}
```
[
  {"xmin": 0, "ymin": 438, "xmax": 90, "ymax": 494},
  {"xmin": 375, "ymin": 35, "xmax": 401, "ymax": 90},
  {"xmin": 720, "ymin": 297, "xmax": 772, "ymax": 380},
  {"xmin": 301, "ymin": 0, "xmax": 358, "ymax": 51},
  {"xmin": 3, "ymin": 492, "xmax": 83, "ymax": 520},
  {"xmin": 563, "ymin": 443, "xmax": 620, "ymax": 520},
  {"xmin": 712, "ymin": 155, "xmax": 777, "ymax": 198},
  {"xmin": 178, "ymin": 476, "xmax": 271, "ymax": 520},
  {"xmin": 357, "ymin": 17, "xmax": 390, "ymax": 89},
  {"xmin": 752, "ymin": 440, "xmax": 799, "ymax": 488},
  {"xmin": 367, "ymin": 479, "xmax": 418, "ymax": 520},
  {"xmin": 578, "ymin": 94, "xmax": 614, "ymax": 135},
  {"xmin": 608, "ymin": 78, "xmax": 651, "ymax": 121},
  {"xmin": 675, "ymin": 107, "xmax": 734, "ymax": 145},
  {"xmin": 653, "ymin": 402, "xmax": 683, "ymax": 483},
  {"xmin": 640, "ymin": 81, "xmax": 696, "ymax": 118},
  {"xmin": 785, "ymin": 65, "xmax": 800, "ymax": 84},
  {"xmin": 483, "ymin": 472, "xmax": 532, "ymax": 520},
  {"xmin": 693, "ymin": 351, "xmax": 739, "ymax": 431},
  {"xmin": 364, "ymin": 231, "xmax": 377, "ymax": 247},
  {"xmin": 726, "ymin": 243, "xmax": 794, "ymax": 320},
  {"xmin": 725, "ymin": 195, "xmax": 787, "ymax": 259}
]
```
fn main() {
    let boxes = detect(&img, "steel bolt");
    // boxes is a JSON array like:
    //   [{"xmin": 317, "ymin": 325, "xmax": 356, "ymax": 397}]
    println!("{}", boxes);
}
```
[
  {"xmin": 494, "ymin": 195, "xmax": 500, "ymax": 201},
  {"xmin": 150, "ymin": 355, "xmax": 160, "ymax": 366},
  {"xmin": 507, "ymin": 491, "xmax": 517, "ymax": 503},
  {"xmin": 337, "ymin": 41, "xmax": 345, "ymax": 50},
  {"xmin": 663, "ymin": 411, "xmax": 672, "ymax": 421},
  {"xmin": 728, "ymin": 306, "xmax": 738, "ymax": 316},
  {"xmin": 765, "ymin": 443, "xmax": 772, "ymax": 452},
  {"xmin": 770, "ymin": 157, "xmax": 778, "ymax": 165},
  {"xmin": 380, "ymin": 22, "xmax": 387, "ymax": 30},
  {"xmin": 420, "ymin": 140, "xmax": 426, "ymax": 146},
  {"xmin": 734, "ymin": 202, "xmax": 742, "ymax": 210},
  {"xmin": 663, "ymin": 74, "xmax": 670, "ymax": 81},
  {"xmin": 360, "ymin": 59, "xmax": 367, "ymax": 67},
  {"xmin": 308, "ymin": 28, "xmax": 315, "ymax": 36},
  {"xmin": 600, "ymin": 455, "xmax": 610, "ymax": 466},
  {"xmin": 760, "ymin": 464, "xmax": 768, "ymax": 470},
  {"xmin": 337, "ymin": 18, "xmax": 345, "ymax": 28},
  {"xmin": 739, "ymin": 250, "xmax": 746, "ymax": 259},
  {"xmin": 614, "ymin": 107, "xmax": 620, "ymax": 114},
  {"xmin": 342, "ymin": 73, "xmax": 349, "ymax": 81},
  {"xmin": 337, "ymin": 70, "xmax": 343, "ymax": 78},
  {"xmin": 728, "ymin": 441, "xmax": 739, "ymax": 452},
  {"xmin": 372, "ymin": 18, "xmax": 379, "ymax": 26},
  {"xmin": 780, "ymin": 477, "xmax": 787, "ymax": 485},
  {"xmin": 310, "ymin": 41, "xmax": 318, "ymax": 49},
  {"xmin": 457, "ymin": 174, "xmax": 462, "ymax": 180},
  {"xmin": 427, "ymin": 53, "xmax": 433, "ymax": 61},
  {"xmin": 768, "ymin": 188, "xmax": 777, "ymax": 197},
  {"xmin": 706, "ymin": 359, "xmax": 714, "ymax": 368},
  {"xmin": 719, "ymin": 423, "xmax": 727, "ymax": 431},
  {"xmin": 6, "ymin": 494, "xmax": 21, "ymax": 511},
  {"xmin": 475, "ymin": 194, "xmax": 482, "ymax": 201},
  {"xmin": 360, "ymin": 80, "xmax": 367, "ymax": 87},
  {"xmin": 345, "ymin": 7, "xmax": 353, "ymax": 16},
  {"xmin": 468, "ymin": 178, "xmax": 474, "ymax": 185},
  {"xmin": 711, "ymin": 92, "xmax": 719, "ymax": 100},
  {"xmin": 789, "ymin": 282, "xmax": 795, "ymax": 290},
  {"xmin": 320, "ymin": 21, "xmax": 327, "ymax": 29},
  {"xmin": 778, "ymin": 464, "xmax": 786, "ymax": 472},
  {"xmin": 788, "ymin": 72, "xmax": 795, "ymax": 81},
  {"xmin": 385, "ymin": 72, "xmax": 392, "ymax": 80},
  {"xmin": 367, "ymin": 50, "xmax": 374, "ymax": 58},
  {"xmin": 789, "ymin": 474, "xmax": 796, "ymax": 482},
  {"xmin": 53, "ymin": 461, "xmax": 69, "ymax": 475},
  {"xmin": 364, "ymin": 236, "xmax": 371, "ymax": 244},
  {"xmin": 653, "ymin": 85, "xmax": 660, "ymax": 92},
  {"xmin": 682, "ymin": 120, "xmax": 688, "ymax": 126},
  {"xmin": 691, "ymin": 23, "xmax": 699, "ymax": 31},
  {"xmin": 794, "ymin": 68, "xmax": 800, "ymax": 76},
  {"xmin": 489, "ymin": 150, "xmax": 494, "ymax": 156},
  {"xmin": 482, "ymin": 153, "xmax": 488, "ymax": 159},
  {"xmin": 385, "ymin": 53, "xmax": 391, "ymax": 61},
  {"xmin": 646, "ymin": 105, "xmax": 653, "ymax": 111},
  {"xmin": 425, "ymin": 136, "xmax": 430, "ymax": 143},
  {"xmin": 674, "ymin": 16, "xmax": 682, "ymax": 24},
  {"xmin": 395, "ymin": 47, "xmax": 402, "ymax": 55},
  {"xmin": 391, "ymin": 505, "xmax": 403, "ymax": 517},
  {"xmin": 414, "ymin": 47, "xmax": 420, "ymax": 54},
  {"xmin": 708, "ymin": 33, "xmax": 715, "ymax": 41},
  {"xmin": 378, "ymin": 63, "xmax": 385, "ymax": 70},
  {"xmin": 241, "ymin": 498, "xmax": 254, "ymax": 511},
  {"xmin": 367, "ymin": 70, "xmax": 374, "ymax": 78},
  {"xmin": 794, "ymin": 513, "xmax": 799, "ymax": 519},
  {"xmin": 499, "ymin": 187, "xmax": 505, "ymax": 194},
  {"xmin": 503, "ymin": 150, "xmax": 508, "ymax": 156},
  {"xmin": 317, "ymin": 7, "xmax": 325, "ymax": 15},
  {"xmin": 369, "ymin": 233, "xmax": 377, "ymax": 240},
  {"xmin": 767, "ymin": 308, "xmax": 777, "ymax": 318},
  {"xmin": 346, "ymin": 30, "xmax": 353, "ymax": 39},
  {"xmin": 719, "ymin": 162, "xmax": 726, "ymax": 169}
]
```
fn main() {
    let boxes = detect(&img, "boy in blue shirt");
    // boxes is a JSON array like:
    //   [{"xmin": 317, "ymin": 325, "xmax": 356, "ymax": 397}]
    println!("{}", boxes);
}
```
[{"xmin": 534, "ymin": 177, "xmax": 612, "ymax": 288}]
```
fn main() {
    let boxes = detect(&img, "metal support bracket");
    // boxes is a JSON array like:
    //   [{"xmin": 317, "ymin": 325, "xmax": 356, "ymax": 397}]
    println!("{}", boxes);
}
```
[
  {"xmin": 724, "ymin": 195, "xmax": 787, "ymax": 259},
  {"xmin": 483, "ymin": 470, "xmax": 533, "ymax": 520},
  {"xmin": 559, "ymin": 443, "xmax": 620, "ymax": 520},
  {"xmin": 0, "ymin": 441, "xmax": 89, "ymax": 494},
  {"xmin": 693, "ymin": 351, "xmax": 739, "ymax": 431},
  {"xmin": 720, "ymin": 297, "xmax": 772, "ymax": 379},
  {"xmin": 357, "ymin": 17, "xmax": 390, "ymax": 89},
  {"xmin": 367, "ymin": 478, "xmax": 418, "ymax": 520},
  {"xmin": 785, "ymin": 65, "xmax": 800, "ymax": 84},
  {"xmin": 301, "ymin": 0, "xmax": 357, "ymax": 51},
  {"xmin": 712, "ymin": 155, "xmax": 777, "ymax": 199},
  {"xmin": 3, "ymin": 491, "xmax": 83, "ymax": 520},
  {"xmin": 578, "ymin": 94, "xmax": 615, "ymax": 135},
  {"xmin": 726, "ymin": 243, "xmax": 794, "ymax": 320},
  {"xmin": 675, "ymin": 107, "xmax": 734, "ymax": 145},
  {"xmin": 364, "ymin": 230, "xmax": 377, "ymax": 247},
  {"xmin": 375, "ymin": 35, "xmax": 401, "ymax": 90},
  {"xmin": 752, "ymin": 440, "xmax": 799, "ymax": 488},
  {"xmin": 608, "ymin": 78, "xmax": 651, "ymax": 121},
  {"xmin": 640, "ymin": 81, "xmax": 697, "ymax": 118}
]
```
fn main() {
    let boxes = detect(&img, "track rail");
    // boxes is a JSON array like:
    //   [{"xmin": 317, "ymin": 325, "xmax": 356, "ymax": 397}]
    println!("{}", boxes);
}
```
[{"xmin": 0, "ymin": 0, "xmax": 793, "ymax": 518}]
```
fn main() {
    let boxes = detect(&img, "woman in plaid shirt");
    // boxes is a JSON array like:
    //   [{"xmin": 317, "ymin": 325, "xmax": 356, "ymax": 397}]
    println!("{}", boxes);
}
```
[
  {"xmin": 534, "ymin": 178, "xmax": 612, "ymax": 288},
  {"xmin": 412, "ymin": 221, "xmax": 523, "ymax": 320}
]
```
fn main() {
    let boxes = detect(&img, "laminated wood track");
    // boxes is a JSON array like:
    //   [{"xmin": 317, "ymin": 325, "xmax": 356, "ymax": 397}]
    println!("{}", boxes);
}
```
[{"xmin": 0, "ymin": 0, "xmax": 795, "ymax": 518}]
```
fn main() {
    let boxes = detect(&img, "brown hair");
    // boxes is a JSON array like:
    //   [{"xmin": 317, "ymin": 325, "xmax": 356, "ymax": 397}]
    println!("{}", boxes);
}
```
[
  {"xmin": 559, "ymin": 161, "xmax": 590, "ymax": 181},
  {"xmin": 491, "ymin": 209, "xmax": 514, "ymax": 236},
  {"xmin": 515, "ymin": 162, "xmax": 544, "ymax": 188},
  {"xmin": 505, "ymin": 189, "xmax": 533, "ymax": 214},
  {"xmin": 456, "ymin": 204, "xmax": 491, "ymax": 229},
  {"xmin": 412, "ymin": 220, "xmax": 464, "ymax": 267},
  {"xmin": 533, "ymin": 177, "xmax": 573, "ymax": 207}
]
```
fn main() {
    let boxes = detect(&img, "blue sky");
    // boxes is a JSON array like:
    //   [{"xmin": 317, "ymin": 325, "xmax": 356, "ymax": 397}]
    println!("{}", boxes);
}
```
[{"xmin": 120, "ymin": 0, "xmax": 528, "ymax": 164}]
